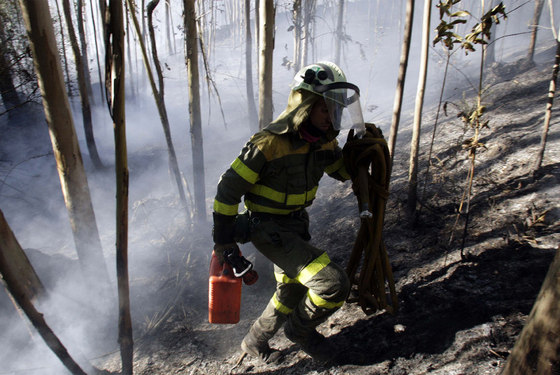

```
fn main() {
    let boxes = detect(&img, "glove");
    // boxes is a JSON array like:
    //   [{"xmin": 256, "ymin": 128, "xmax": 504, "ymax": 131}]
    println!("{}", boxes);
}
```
[
  {"xmin": 212, "ymin": 243, "xmax": 259, "ymax": 285},
  {"xmin": 342, "ymin": 123, "xmax": 384, "ymax": 179},
  {"xmin": 213, "ymin": 212, "xmax": 236, "ymax": 245},
  {"xmin": 213, "ymin": 242, "xmax": 238, "ymax": 264}
]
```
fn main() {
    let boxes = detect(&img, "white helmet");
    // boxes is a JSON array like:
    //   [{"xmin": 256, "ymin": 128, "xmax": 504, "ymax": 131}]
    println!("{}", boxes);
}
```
[{"xmin": 291, "ymin": 61, "xmax": 364, "ymax": 132}]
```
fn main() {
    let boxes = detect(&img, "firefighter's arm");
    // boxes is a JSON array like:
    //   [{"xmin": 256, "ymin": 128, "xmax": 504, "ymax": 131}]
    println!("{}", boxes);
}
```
[{"xmin": 212, "ymin": 139, "xmax": 267, "ymax": 259}]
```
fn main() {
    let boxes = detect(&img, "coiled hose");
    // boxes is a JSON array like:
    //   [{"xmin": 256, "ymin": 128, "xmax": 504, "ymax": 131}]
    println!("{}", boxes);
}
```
[{"xmin": 343, "ymin": 123, "xmax": 398, "ymax": 315}]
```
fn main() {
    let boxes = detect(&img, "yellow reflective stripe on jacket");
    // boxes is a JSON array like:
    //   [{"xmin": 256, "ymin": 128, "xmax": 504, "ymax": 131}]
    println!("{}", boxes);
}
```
[
  {"xmin": 308, "ymin": 290, "xmax": 345, "ymax": 309},
  {"xmin": 324, "ymin": 158, "xmax": 344, "ymax": 175},
  {"xmin": 274, "ymin": 272, "xmax": 298, "ymax": 284},
  {"xmin": 271, "ymin": 293, "xmax": 293, "ymax": 315},
  {"xmin": 250, "ymin": 184, "xmax": 318, "ymax": 205},
  {"xmin": 245, "ymin": 201, "xmax": 295, "ymax": 215},
  {"xmin": 339, "ymin": 165, "xmax": 351, "ymax": 180},
  {"xmin": 231, "ymin": 157, "xmax": 259, "ymax": 184},
  {"xmin": 213, "ymin": 200, "xmax": 239, "ymax": 216},
  {"xmin": 296, "ymin": 252, "xmax": 331, "ymax": 285},
  {"xmin": 250, "ymin": 184, "xmax": 285, "ymax": 203},
  {"xmin": 286, "ymin": 185, "xmax": 318, "ymax": 205}
]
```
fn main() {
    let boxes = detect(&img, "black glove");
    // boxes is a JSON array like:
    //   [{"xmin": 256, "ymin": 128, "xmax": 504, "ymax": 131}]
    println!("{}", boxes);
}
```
[
  {"xmin": 213, "ymin": 212, "xmax": 236, "ymax": 245},
  {"xmin": 342, "ymin": 123, "xmax": 384, "ymax": 178}
]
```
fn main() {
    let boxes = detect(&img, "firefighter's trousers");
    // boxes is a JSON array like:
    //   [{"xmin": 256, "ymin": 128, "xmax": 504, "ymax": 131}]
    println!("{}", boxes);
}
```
[{"xmin": 246, "ymin": 211, "xmax": 350, "ymax": 344}]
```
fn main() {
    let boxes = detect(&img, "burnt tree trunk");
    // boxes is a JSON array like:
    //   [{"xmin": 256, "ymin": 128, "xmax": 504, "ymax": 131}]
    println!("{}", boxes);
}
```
[
  {"xmin": 104, "ymin": 0, "xmax": 133, "ymax": 373},
  {"xmin": 501, "ymin": 248, "xmax": 560, "ymax": 375},
  {"xmin": 62, "ymin": 0, "xmax": 104, "ymax": 169},
  {"xmin": 20, "ymin": 0, "xmax": 111, "ymax": 304}
]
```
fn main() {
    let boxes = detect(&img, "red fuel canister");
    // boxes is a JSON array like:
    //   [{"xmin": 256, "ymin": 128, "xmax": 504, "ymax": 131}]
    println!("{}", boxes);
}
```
[{"xmin": 208, "ymin": 251, "xmax": 242, "ymax": 324}]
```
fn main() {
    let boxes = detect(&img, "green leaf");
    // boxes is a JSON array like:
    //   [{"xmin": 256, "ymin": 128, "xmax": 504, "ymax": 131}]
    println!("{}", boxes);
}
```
[{"xmin": 450, "ymin": 10, "xmax": 471, "ymax": 17}]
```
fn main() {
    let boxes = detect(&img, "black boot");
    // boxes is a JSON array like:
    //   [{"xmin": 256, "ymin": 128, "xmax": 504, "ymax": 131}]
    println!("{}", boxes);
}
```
[
  {"xmin": 241, "ymin": 331, "xmax": 283, "ymax": 364},
  {"xmin": 284, "ymin": 323, "xmax": 335, "ymax": 364}
]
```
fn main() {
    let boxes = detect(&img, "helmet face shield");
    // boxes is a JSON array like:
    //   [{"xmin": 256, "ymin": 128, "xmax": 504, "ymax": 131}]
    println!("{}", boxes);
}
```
[{"xmin": 321, "ymin": 83, "xmax": 364, "ymax": 132}]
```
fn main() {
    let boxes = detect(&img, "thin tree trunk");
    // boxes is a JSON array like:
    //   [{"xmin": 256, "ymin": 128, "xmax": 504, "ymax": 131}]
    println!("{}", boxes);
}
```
[
  {"xmin": 255, "ymin": 0, "xmax": 260, "ymax": 72},
  {"xmin": 127, "ymin": 0, "xmax": 191, "ymax": 218},
  {"xmin": 90, "ymin": 0, "xmax": 105, "ymax": 102},
  {"xmin": 76, "ymin": 0, "xmax": 94, "ymax": 104},
  {"xmin": 19, "ymin": 0, "xmax": 111, "ymax": 305},
  {"xmin": 245, "ymin": 0, "xmax": 258, "ymax": 132},
  {"xmin": 334, "ymin": 0, "xmax": 344, "ymax": 66},
  {"xmin": 258, "ymin": 0, "xmax": 274, "ymax": 129},
  {"xmin": 301, "ymin": 0, "xmax": 311, "ymax": 68},
  {"xmin": 62, "ymin": 0, "xmax": 104, "ymax": 169},
  {"xmin": 166, "ymin": 0, "xmax": 173, "ymax": 54},
  {"xmin": 533, "ymin": 31, "xmax": 559, "ymax": 173},
  {"xmin": 1, "ymin": 209, "xmax": 87, "ymax": 375},
  {"xmin": 388, "ymin": 0, "xmax": 414, "ymax": 171},
  {"xmin": 0, "ymin": 15, "xmax": 21, "ymax": 112},
  {"xmin": 104, "ymin": 0, "xmax": 132, "ymax": 373},
  {"xmin": 124, "ymin": 0, "xmax": 137, "ymax": 98},
  {"xmin": 407, "ymin": 0, "xmax": 431, "ymax": 217},
  {"xmin": 54, "ymin": 0, "xmax": 73, "ymax": 97},
  {"xmin": 501, "ymin": 247, "xmax": 560, "ymax": 375},
  {"xmin": 528, "ymin": 0, "xmax": 545, "ymax": 63},
  {"xmin": 0, "ymin": 210, "xmax": 44, "ymax": 301},
  {"xmin": 292, "ymin": 0, "xmax": 302, "ymax": 72},
  {"xmin": 485, "ymin": 0, "xmax": 498, "ymax": 67},
  {"xmin": 184, "ymin": 0, "xmax": 207, "ymax": 223}
]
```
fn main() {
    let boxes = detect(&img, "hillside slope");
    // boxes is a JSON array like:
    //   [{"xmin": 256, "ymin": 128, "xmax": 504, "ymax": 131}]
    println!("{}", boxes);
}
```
[
  {"xmin": 0, "ymin": 46, "xmax": 558, "ymax": 375},
  {"xmin": 95, "ymin": 50, "xmax": 559, "ymax": 375}
]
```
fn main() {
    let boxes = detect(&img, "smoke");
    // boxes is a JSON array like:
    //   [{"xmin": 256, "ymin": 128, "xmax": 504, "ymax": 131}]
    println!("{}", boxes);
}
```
[{"xmin": 0, "ymin": 0, "xmax": 557, "ymax": 373}]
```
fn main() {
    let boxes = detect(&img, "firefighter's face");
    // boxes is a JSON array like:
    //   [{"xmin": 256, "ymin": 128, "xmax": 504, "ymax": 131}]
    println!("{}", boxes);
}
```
[{"xmin": 309, "ymin": 99, "xmax": 332, "ymax": 133}]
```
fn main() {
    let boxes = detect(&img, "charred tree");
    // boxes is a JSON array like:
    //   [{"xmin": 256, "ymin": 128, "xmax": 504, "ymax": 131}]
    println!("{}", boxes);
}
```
[
  {"xmin": 103, "ymin": 0, "xmax": 132, "ymax": 373},
  {"xmin": 1, "ymin": 207, "xmax": 86, "ymax": 375},
  {"xmin": 258, "ymin": 0, "xmax": 274, "ymax": 129},
  {"xmin": 245, "ymin": 0, "xmax": 258, "ymax": 132},
  {"xmin": 0, "ymin": 210, "xmax": 44, "ymax": 301},
  {"xmin": 61, "ymin": 0, "xmax": 104, "ymax": 169},
  {"xmin": 501, "ymin": 247, "xmax": 560, "ymax": 375},
  {"xmin": 18, "ymin": 0, "xmax": 111, "ymax": 304},
  {"xmin": 184, "ymin": 0, "xmax": 207, "ymax": 223}
]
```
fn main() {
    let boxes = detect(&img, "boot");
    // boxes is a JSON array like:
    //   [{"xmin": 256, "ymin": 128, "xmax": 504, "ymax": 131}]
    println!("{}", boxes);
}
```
[
  {"xmin": 241, "ymin": 331, "xmax": 283, "ymax": 364},
  {"xmin": 284, "ymin": 323, "xmax": 335, "ymax": 364}
]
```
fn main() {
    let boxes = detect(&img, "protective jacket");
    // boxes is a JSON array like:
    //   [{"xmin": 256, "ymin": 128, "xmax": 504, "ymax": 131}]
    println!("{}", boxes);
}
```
[{"xmin": 213, "ymin": 89, "xmax": 350, "ymax": 244}]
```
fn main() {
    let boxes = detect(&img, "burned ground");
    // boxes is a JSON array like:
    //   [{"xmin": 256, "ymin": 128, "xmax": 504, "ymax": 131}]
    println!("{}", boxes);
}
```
[
  {"xmin": 1, "ymin": 46, "xmax": 558, "ymax": 375},
  {"xmin": 93, "ymin": 51, "xmax": 560, "ymax": 375}
]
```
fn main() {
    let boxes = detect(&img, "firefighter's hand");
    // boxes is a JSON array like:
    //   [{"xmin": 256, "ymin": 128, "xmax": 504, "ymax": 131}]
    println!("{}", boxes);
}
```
[
  {"xmin": 213, "ymin": 243, "xmax": 239, "ymax": 264},
  {"xmin": 343, "ymin": 132, "xmax": 372, "ymax": 178}
]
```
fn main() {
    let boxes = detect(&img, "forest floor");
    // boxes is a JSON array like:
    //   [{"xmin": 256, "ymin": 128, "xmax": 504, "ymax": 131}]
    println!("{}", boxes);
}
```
[
  {"xmin": 1, "ymin": 47, "xmax": 558, "ymax": 375},
  {"xmin": 94, "ymin": 50, "xmax": 559, "ymax": 374}
]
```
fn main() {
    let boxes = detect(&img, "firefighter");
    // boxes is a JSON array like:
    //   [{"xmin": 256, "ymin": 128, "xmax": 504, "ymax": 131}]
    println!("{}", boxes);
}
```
[{"xmin": 212, "ymin": 61, "xmax": 365, "ymax": 364}]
